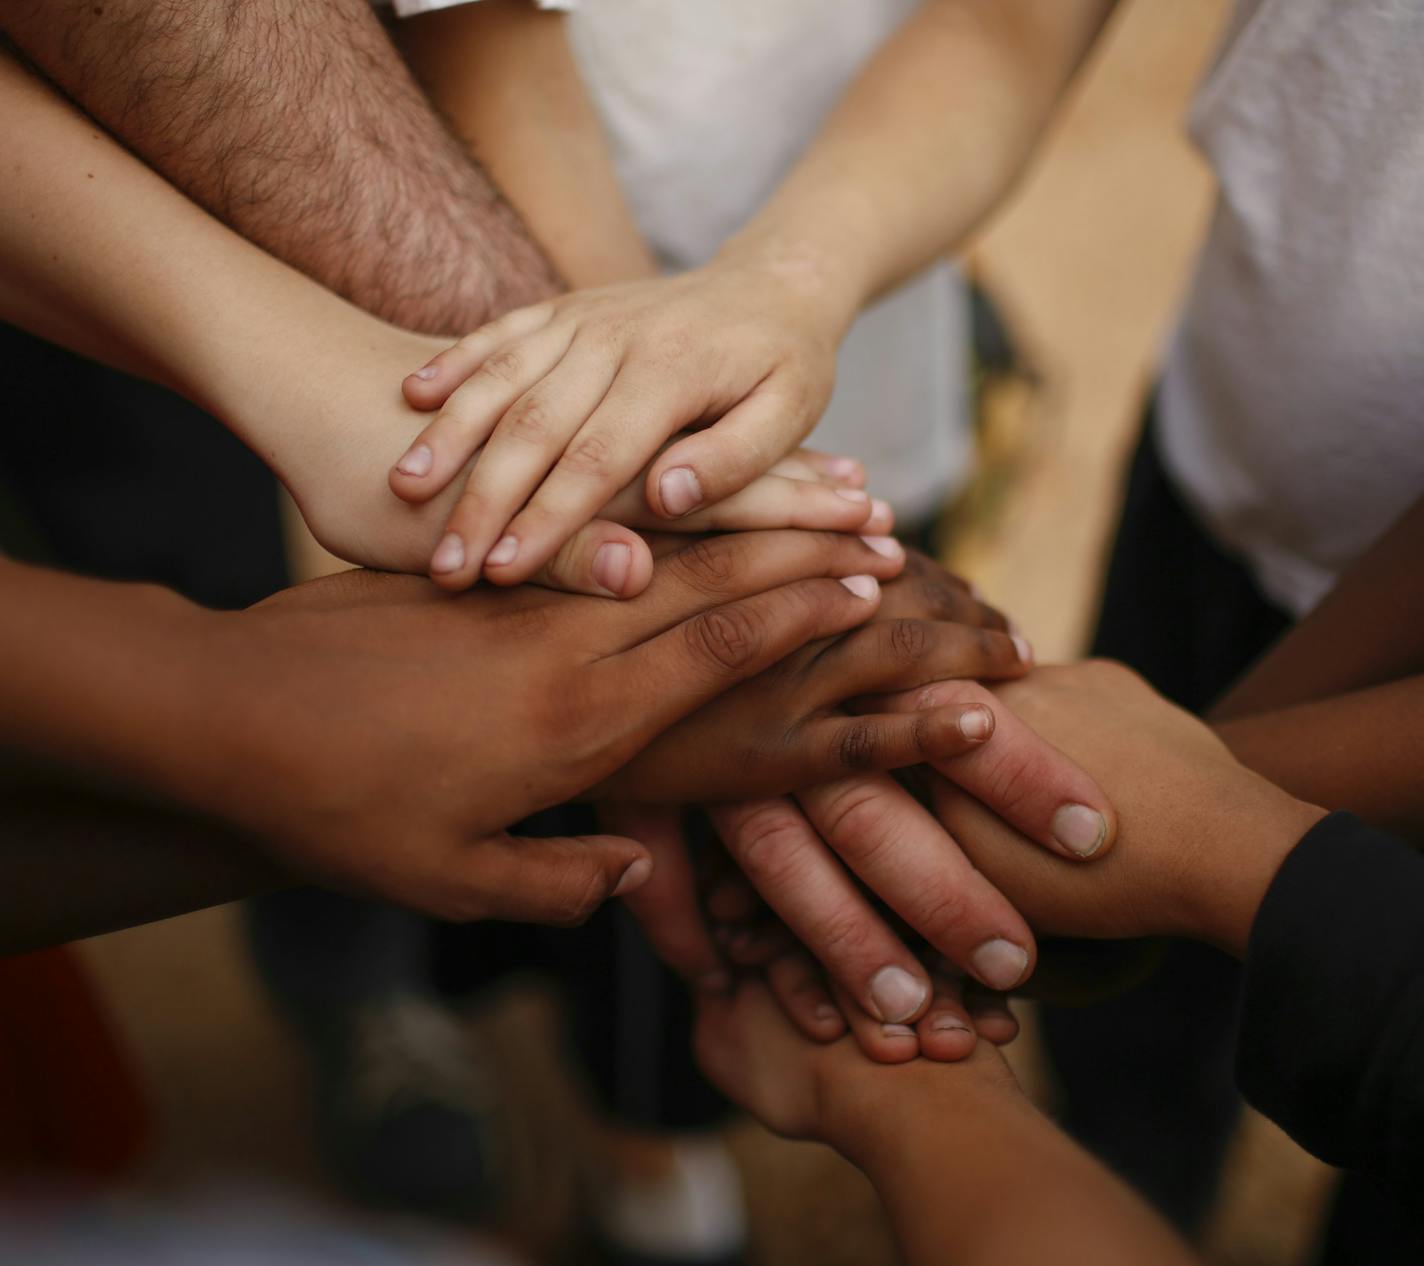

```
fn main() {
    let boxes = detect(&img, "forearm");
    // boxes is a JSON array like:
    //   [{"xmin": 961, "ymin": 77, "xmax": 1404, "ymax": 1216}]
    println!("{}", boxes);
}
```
[
  {"xmin": 1217, "ymin": 677, "xmax": 1424, "ymax": 839},
  {"xmin": 396, "ymin": 0, "xmax": 656, "ymax": 287},
  {"xmin": 1214, "ymin": 494, "xmax": 1424, "ymax": 718},
  {"xmin": 2, "ymin": 0, "xmax": 560, "ymax": 334},
  {"xmin": 716, "ymin": 0, "xmax": 1117, "ymax": 330},
  {"xmin": 834, "ymin": 1058, "xmax": 1197, "ymax": 1266}
]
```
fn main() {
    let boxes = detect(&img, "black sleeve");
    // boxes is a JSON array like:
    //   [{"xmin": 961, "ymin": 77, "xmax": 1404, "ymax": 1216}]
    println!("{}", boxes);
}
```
[{"xmin": 1237, "ymin": 811, "xmax": 1424, "ymax": 1201}]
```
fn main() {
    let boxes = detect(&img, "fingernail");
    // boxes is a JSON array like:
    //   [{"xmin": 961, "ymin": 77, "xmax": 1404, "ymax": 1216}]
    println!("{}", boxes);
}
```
[
  {"xmin": 835, "ymin": 488, "xmax": 870, "ymax": 503},
  {"xmin": 592, "ymin": 542, "xmax": 631, "ymax": 594},
  {"xmin": 659, "ymin": 466, "xmax": 704, "ymax": 516},
  {"xmin": 859, "ymin": 534, "xmax": 904, "ymax": 560},
  {"xmin": 430, "ymin": 533, "xmax": 465, "ymax": 574},
  {"xmin": 410, "ymin": 365, "xmax": 439, "ymax": 381},
  {"xmin": 827, "ymin": 457, "xmax": 862, "ymax": 479},
  {"xmin": 1053, "ymin": 804, "xmax": 1108, "ymax": 858},
  {"xmin": 958, "ymin": 704, "xmax": 994, "ymax": 742},
  {"xmin": 814, "ymin": 1004, "xmax": 842, "ymax": 1024},
  {"xmin": 968, "ymin": 581, "xmax": 985, "ymax": 601},
  {"xmin": 871, "ymin": 498, "xmax": 893, "ymax": 525},
  {"xmin": 395, "ymin": 443, "xmax": 433, "ymax": 477},
  {"xmin": 612, "ymin": 857, "xmax": 652, "ymax": 897},
  {"xmin": 971, "ymin": 939, "xmax": 1029, "ymax": 991},
  {"xmin": 485, "ymin": 534, "xmax": 519, "ymax": 567},
  {"xmin": 881, "ymin": 1024, "xmax": 917, "ymax": 1039},
  {"xmin": 1012, "ymin": 634, "xmax": 1034, "ymax": 664},
  {"xmin": 869, "ymin": 965, "xmax": 928, "ymax": 1023},
  {"xmin": 931, "ymin": 1018, "xmax": 972, "ymax": 1034},
  {"xmin": 696, "ymin": 970, "xmax": 732, "ymax": 994},
  {"xmin": 839, "ymin": 574, "xmax": 879, "ymax": 600}
]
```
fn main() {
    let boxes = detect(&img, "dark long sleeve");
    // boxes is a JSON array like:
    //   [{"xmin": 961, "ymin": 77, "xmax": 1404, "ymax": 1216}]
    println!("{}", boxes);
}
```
[{"xmin": 1237, "ymin": 811, "xmax": 1424, "ymax": 1207}]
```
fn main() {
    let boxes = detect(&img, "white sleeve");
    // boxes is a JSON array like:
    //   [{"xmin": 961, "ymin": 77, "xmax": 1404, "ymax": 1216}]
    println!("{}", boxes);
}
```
[{"xmin": 379, "ymin": 0, "xmax": 576, "ymax": 17}]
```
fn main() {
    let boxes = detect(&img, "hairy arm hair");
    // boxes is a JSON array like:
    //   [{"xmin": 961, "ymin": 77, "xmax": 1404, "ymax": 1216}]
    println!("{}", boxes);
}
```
[{"xmin": 1, "ymin": 0, "xmax": 561, "ymax": 333}]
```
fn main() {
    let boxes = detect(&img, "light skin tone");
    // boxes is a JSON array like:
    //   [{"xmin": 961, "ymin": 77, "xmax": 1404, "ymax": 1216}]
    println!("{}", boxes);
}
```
[
  {"xmin": 0, "ymin": 50, "xmax": 884, "ymax": 598},
  {"xmin": 387, "ymin": 0, "xmax": 1120, "ymax": 592},
  {"xmin": 394, "ymin": 3, "xmax": 1121, "ymax": 1047},
  {"xmin": 693, "ymin": 661, "xmax": 1349, "ymax": 1266}
]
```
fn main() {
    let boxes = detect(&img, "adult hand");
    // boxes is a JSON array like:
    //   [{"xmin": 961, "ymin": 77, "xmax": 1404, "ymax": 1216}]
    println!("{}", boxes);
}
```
[
  {"xmin": 925, "ymin": 661, "xmax": 1327, "ymax": 958},
  {"xmin": 176, "ymin": 530, "xmax": 914, "ymax": 922}
]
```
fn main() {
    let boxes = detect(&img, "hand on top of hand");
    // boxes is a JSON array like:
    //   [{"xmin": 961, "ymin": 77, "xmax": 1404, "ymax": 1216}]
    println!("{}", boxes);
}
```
[{"xmin": 389, "ymin": 252, "xmax": 856, "ymax": 591}]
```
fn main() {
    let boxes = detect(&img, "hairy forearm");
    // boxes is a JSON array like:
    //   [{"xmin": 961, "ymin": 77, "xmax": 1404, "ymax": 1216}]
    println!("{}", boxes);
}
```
[
  {"xmin": 2, "ymin": 0, "xmax": 560, "ymax": 334},
  {"xmin": 1217, "ymin": 677, "xmax": 1424, "ymax": 840},
  {"xmin": 717, "ymin": 0, "xmax": 1118, "ymax": 326}
]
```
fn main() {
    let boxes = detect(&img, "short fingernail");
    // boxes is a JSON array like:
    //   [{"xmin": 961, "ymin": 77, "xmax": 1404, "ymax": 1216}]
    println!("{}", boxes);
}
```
[
  {"xmin": 970, "ymin": 939, "xmax": 1029, "ymax": 991},
  {"xmin": 659, "ymin": 466, "xmax": 704, "ymax": 516},
  {"xmin": 409, "ymin": 365, "xmax": 439, "ymax": 381},
  {"xmin": 1053, "ymin": 804, "xmax": 1108, "ymax": 858},
  {"xmin": 968, "ymin": 581, "xmax": 985, "ymax": 601},
  {"xmin": 592, "ymin": 542, "xmax": 632, "ymax": 594},
  {"xmin": 839, "ymin": 574, "xmax": 879, "ymax": 600},
  {"xmin": 871, "ymin": 498, "xmax": 894, "ymax": 524},
  {"xmin": 486, "ymin": 534, "xmax": 519, "ymax": 567},
  {"xmin": 835, "ymin": 487, "xmax": 870, "ymax": 504},
  {"xmin": 931, "ymin": 1017, "xmax": 972, "ymax": 1034},
  {"xmin": 1012, "ymin": 634, "xmax": 1034, "ymax": 664},
  {"xmin": 612, "ymin": 857, "xmax": 652, "ymax": 897},
  {"xmin": 860, "ymin": 534, "xmax": 904, "ymax": 560},
  {"xmin": 869, "ymin": 965, "xmax": 928, "ymax": 1023},
  {"xmin": 958, "ymin": 704, "xmax": 994, "ymax": 742},
  {"xmin": 696, "ymin": 969, "xmax": 732, "ymax": 994},
  {"xmin": 881, "ymin": 1024, "xmax": 917, "ymax": 1039},
  {"xmin": 814, "ymin": 1004, "xmax": 842, "ymax": 1024},
  {"xmin": 395, "ymin": 443, "xmax": 433, "ymax": 477},
  {"xmin": 827, "ymin": 457, "xmax": 862, "ymax": 479},
  {"xmin": 430, "ymin": 533, "xmax": 466, "ymax": 574}
]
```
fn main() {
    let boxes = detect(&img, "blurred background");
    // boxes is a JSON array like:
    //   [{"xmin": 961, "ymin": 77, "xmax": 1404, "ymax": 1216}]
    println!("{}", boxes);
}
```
[{"xmin": 0, "ymin": 2, "xmax": 1339, "ymax": 1263}]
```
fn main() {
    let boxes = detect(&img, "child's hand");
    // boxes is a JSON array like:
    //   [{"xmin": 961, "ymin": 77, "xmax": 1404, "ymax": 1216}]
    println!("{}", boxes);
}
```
[
  {"xmin": 389, "ymin": 260, "xmax": 853, "ymax": 591},
  {"xmin": 693, "ymin": 977, "xmax": 1019, "ymax": 1147}
]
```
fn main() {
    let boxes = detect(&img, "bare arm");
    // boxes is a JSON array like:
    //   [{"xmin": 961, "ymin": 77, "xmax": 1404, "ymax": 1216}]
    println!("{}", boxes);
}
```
[
  {"xmin": 0, "ymin": 0, "xmax": 560, "ymax": 333},
  {"xmin": 1212, "ymin": 496, "xmax": 1424, "ymax": 836},
  {"xmin": 396, "ymin": 0, "xmax": 656, "ymax": 286}
]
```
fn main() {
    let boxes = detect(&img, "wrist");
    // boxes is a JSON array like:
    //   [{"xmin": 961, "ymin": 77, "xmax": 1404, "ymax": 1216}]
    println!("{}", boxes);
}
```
[
  {"xmin": 1178, "ymin": 771, "xmax": 1329, "ymax": 958},
  {"xmin": 712, "ymin": 228, "xmax": 867, "ymax": 344}
]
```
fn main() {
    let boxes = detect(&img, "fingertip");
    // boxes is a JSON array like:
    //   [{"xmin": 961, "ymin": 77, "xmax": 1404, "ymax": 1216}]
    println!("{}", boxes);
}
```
[
  {"xmin": 612, "ymin": 854, "xmax": 653, "ymax": 898},
  {"xmin": 1051, "ymin": 803, "xmax": 1111, "ymax": 860},
  {"xmin": 918, "ymin": 1018, "xmax": 978, "ymax": 1062}
]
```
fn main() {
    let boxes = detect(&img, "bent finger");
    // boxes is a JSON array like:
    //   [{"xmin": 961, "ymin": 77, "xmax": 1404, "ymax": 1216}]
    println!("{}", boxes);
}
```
[
  {"xmin": 530, "ymin": 519, "xmax": 655, "ymax": 598},
  {"xmin": 766, "ymin": 952, "xmax": 847, "ymax": 1043},
  {"xmin": 914, "ymin": 975, "xmax": 978, "ymax": 1062},
  {"xmin": 400, "ymin": 302, "xmax": 557, "ymax": 410}
]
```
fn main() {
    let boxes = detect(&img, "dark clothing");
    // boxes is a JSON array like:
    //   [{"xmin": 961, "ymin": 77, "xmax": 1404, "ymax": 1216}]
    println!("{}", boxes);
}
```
[
  {"xmin": 1040, "ymin": 418, "xmax": 1289, "ymax": 1231},
  {"xmin": 1239, "ymin": 812, "xmax": 1424, "ymax": 1253}
]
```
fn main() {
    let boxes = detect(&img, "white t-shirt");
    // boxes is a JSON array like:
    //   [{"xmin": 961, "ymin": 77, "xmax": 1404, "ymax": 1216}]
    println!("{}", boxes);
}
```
[
  {"xmin": 1158, "ymin": 0, "xmax": 1424, "ymax": 617},
  {"xmin": 387, "ymin": 0, "xmax": 972, "ymax": 523}
]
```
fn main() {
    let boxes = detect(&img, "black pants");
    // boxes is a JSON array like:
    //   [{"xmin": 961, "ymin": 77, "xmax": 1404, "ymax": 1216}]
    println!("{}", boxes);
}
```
[{"xmin": 1039, "ymin": 417, "xmax": 1289, "ymax": 1232}]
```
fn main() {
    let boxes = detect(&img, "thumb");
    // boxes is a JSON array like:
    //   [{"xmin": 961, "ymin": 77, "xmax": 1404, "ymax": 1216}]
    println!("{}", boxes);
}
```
[{"xmin": 451, "ymin": 831, "xmax": 652, "ymax": 927}]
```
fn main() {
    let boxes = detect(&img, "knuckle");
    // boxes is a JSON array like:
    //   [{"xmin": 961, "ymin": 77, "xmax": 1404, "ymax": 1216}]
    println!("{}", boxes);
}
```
[
  {"xmin": 479, "ymin": 348, "xmax": 524, "ymax": 384},
  {"xmin": 909, "ymin": 883, "xmax": 973, "ymax": 943},
  {"xmin": 545, "ymin": 865, "xmax": 610, "ymax": 927},
  {"xmin": 977, "ymin": 752, "xmax": 1039, "ymax": 816},
  {"xmin": 815, "ymin": 909, "xmax": 875, "ymax": 965},
  {"xmin": 671, "ymin": 536, "xmax": 740, "ymax": 593},
  {"xmin": 886, "ymin": 618, "xmax": 929, "ymax": 664},
  {"xmin": 834, "ymin": 719, "xmax": 884, "ymax": 771},
  {"xmin": 685, "ymin": 604, "xmax": 764, "ymax": 675},
  {"xmin": 504, "ymin": 396, "xmax": 551, "ymax": 445},
  {"xmin": 732, "ymin": 805, "xmax": 810, "ymax": 876},
  {"xmin": 561, "ymin": 429, "xmax": 616, "ymax": 479},
  {"xmin": 816, "ymin": 780, "xmax": 895, "ymax": 844}
]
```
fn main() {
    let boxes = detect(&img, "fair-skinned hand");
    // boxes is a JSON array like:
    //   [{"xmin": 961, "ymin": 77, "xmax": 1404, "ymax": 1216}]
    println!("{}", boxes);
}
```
[
  {"xmin": 389, "ymin": 254, "xmax": 858, "ymax": 591},
  {"xmin": 610, "ymin": 556, "xmax": 1118, "ymax": 1052},
  {"xmin": 920, "ymin": 661, "xmax": 1328, "ymax": 958},
  {"xmin": 184, "ymin": 531, "xmax": 926, "ymax": 922}
]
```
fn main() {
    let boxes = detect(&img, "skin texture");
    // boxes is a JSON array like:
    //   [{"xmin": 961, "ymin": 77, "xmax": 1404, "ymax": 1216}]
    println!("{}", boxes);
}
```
[
  {"xmin": 0, "ymin": 49, "xmax": 883, "ymax": 598},
  {"xmin": 694, "ymin": 981, "xmax": 1199, "ymax": 1266},
  {"xmin": 0, "ymin": 534, "xmax": 934, "ymax": 926},
  {"xmin": 388, "ymin": 0, "xmax": 1121, "ymax": 591},
  {"xmin": 922, "ymin": 661, "xmax": 1328, "ymax": 959},
  {"xmin": 0, "ymin": 0, "xmax": 559, "ymax": 335},
  {"xmin": 1211, "ymin": 495, "xmax": 1424, "ymax": 838}
]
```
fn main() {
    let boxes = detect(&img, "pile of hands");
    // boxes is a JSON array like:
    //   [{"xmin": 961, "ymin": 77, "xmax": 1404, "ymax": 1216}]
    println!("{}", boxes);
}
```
[{"xmin": 246, "ymin": 271, "xmax": 1318, "ymax": 1156}]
